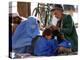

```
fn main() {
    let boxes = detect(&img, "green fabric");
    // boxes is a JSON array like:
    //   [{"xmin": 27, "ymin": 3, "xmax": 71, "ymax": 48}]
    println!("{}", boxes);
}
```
[{"xmin": 60, "ymin": 14, "xmax": 78, "ymax": 50}]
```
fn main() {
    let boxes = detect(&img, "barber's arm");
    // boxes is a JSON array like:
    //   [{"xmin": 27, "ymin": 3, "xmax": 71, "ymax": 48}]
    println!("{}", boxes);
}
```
[{"xmin": 60, "ymin": 15, "xmax": 74, "ymax": 35}]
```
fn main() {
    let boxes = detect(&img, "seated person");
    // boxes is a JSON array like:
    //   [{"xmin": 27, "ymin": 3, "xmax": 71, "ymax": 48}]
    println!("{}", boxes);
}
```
[
  {"xmin": 58, "ymin": 33, "xmax": 72, "ymax": 54},
  {"xmin": 33, "ymin": 28, "xmax": 58, "ymax": 56},
  {"xmin": 12, "ymin": 16, "xmax": 40, "ymax": 54}
]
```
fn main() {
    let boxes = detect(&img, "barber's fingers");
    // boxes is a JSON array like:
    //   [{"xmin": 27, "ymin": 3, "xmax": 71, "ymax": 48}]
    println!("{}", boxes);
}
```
[{"xmin": 58, "ymin": 47, "xmax": 65, "ymax": 53}]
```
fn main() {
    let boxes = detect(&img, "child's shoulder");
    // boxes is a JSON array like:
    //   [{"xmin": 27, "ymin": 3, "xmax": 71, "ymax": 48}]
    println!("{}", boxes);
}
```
[
  {"xmin": 38, "ymin": 36, "xmax": 46, "ymax": 41},
  {"xmin": 50, "ymin": 39, "xmax": 58, "ymax": 43}
]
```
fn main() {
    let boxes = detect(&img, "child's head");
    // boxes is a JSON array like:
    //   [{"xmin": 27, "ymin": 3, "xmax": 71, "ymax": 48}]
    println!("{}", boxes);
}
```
[{"xmin": 43, "ymin": 28, "xmax": 52, "ymax": 40}]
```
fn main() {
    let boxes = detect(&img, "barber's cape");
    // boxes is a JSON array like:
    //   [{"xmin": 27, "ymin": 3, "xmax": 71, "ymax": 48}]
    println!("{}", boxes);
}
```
[
  {"xmin": 12, "ymin": 16, "xmax": 40, "ymax": 49},
  {"xmin": 34, "ymin": 37, "xmax": 58, "ymax": 56}
]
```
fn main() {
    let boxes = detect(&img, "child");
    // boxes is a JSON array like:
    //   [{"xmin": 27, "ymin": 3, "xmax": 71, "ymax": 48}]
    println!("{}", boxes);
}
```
[{"xmin": 33, "ymin": 28, "xmax": 58, "ymax": 56}]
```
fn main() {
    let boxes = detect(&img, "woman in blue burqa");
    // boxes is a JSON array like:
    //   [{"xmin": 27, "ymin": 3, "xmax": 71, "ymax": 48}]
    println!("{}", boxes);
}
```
[{"xmin": 12, "ymin": 16, "xmax": 40, "ymax": 54}]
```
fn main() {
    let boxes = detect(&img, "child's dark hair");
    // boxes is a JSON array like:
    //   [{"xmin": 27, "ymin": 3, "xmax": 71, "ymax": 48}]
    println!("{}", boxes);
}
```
[{"xmin": 42, "ymin": 28, "xmax": 52, "ymax": 37}]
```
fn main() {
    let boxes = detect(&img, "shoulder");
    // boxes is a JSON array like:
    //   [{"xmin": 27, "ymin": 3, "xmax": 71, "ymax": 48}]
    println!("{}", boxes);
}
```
[
  {"xmin": 18, "ymin": 20, "xmax": 28, "ymax": 26},
  {"xmin": 36, "ymin": 36, "xmax": 45, "ymax": 41},
  {"xmin": 50, "ymin": 39, "xmax": 58, "ymax": 43},
  {"xmin": 65, "ymin": 14, "xmax": 72, "ymax": 19},
  {"xmin": 63, "ymin": 14, "xmax": 73, "ymax": 23},
  {"xmin": 64, "ymin": 14, "xmax": 71, "ymax": 17}
]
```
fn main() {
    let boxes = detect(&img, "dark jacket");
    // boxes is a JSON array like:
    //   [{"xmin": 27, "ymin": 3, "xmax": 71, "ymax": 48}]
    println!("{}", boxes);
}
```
[{"xmin": 60, "ymin": 14, "xmax": 78, "ymax": 50}]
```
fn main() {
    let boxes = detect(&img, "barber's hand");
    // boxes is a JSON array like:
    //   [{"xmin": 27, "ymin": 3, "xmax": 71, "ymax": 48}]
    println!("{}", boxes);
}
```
[
  {"xmin": 52, "ymin": 25, "xmax": 60, "ymax": 30},
  {"xmin": 58, "ymin": 47, "xmax": 65, "ymax": 53}
]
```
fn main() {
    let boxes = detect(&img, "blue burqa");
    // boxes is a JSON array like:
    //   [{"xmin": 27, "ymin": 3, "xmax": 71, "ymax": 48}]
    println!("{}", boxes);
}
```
[{"xmin": 12, "ymin": 16, "xmax": 40, "ymax": 49}]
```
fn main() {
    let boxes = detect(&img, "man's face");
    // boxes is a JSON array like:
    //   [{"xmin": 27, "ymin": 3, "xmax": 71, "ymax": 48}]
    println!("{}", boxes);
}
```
[{"xmin": 52, "ymin": 10, "xmax": 62, "ymax": 19}]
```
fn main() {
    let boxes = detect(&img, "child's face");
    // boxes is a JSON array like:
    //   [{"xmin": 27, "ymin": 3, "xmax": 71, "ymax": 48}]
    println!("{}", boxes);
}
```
[{"xmin": 45, "ymin": 35, "xmax": 52, "ymax": 40}]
